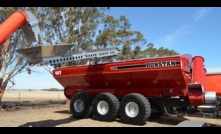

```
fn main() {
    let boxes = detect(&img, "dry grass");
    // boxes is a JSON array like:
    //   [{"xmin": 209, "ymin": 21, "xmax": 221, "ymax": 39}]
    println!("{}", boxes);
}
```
[{"xmin": 2, "ymin": 90, "xmax": 66, "ymax": 101}]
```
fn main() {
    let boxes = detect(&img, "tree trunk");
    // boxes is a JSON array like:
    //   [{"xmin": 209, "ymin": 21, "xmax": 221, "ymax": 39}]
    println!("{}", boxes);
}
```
[
  {"xmin": 126, "ymin": 54, "xmax": 131, "ymax": 60},
  {"xmin": 0, "ymin": 88, "xmax": 5, "ymax": 111}
]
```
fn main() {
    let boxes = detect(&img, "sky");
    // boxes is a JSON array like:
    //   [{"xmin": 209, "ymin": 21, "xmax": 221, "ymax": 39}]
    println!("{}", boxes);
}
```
[{"xmin": 9, "ymin": 7, "xmax": 221, "ymax": 89}]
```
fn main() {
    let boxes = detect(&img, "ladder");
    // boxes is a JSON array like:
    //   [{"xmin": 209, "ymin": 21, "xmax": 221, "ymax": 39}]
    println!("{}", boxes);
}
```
[{"xmin": 16, "ymin": 45, "xmax": 119, "ymax": 72}]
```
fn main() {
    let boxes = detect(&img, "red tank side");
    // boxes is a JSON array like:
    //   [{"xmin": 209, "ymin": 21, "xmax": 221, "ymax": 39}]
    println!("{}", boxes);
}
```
[{"xmin": 206, "ymin": 73, "xmax": 221, "ymax": 96}]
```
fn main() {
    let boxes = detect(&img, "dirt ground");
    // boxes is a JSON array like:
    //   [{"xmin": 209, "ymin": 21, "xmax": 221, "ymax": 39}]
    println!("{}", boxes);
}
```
[{"xmin": 1, "ymin": 91, "xmax": 221, "ymax": 127}]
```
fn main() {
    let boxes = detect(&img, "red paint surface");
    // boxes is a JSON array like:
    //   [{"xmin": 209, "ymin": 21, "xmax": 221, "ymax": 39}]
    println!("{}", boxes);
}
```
[
  {"xmin": 188, "ymin": 89, "xmax": 204, "ymax": 106},
  {"xmin": 192, "ymin": 56, "xmax": 205, "ymax": 87},
  {"xmin": 0, "ymin": 11, "xmax": 28, "ymax": 46},
  {"xmin": 206, "ymin": 74, "xmax": 221, "ymax": 96}
]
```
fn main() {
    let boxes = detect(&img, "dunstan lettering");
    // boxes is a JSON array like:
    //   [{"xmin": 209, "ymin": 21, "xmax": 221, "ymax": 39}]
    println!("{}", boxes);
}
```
[
  {"xmin": 167, "ymin": 61, "xmax": 171, "ymax": 66},
  {"xmin": 150, "ymin": 63, "xmax": 155, "ymax": 67},
  {"xmin": 146, "ymin": 61, "xmax": 178, "ymax": 68},
  {"xmin": 171, "ymin": 61, "xmax": 176, "ymax": 66},
  {"xmin": 162, "ymin": 62, "xmax": 166, "ymax": 66}
]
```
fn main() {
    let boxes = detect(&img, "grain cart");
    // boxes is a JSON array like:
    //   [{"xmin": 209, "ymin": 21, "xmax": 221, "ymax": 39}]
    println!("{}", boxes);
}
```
[
  {"xmin": 2, "ymin": 10, "xmax": 220, "ymax": 126},
  {"xmin": 2, "ymin": 10, "xmax": 219, "ymax": 126},
  {"xmin": 16, "ymin": 44, "xmax": 221, "ymax": 125}
]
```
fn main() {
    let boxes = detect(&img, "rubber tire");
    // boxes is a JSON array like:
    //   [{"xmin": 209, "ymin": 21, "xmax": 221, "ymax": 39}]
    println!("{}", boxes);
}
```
[
  {"xmin": 92, "ymin": 93, "xmax": 119, "ymax": 122},
  {"xmin": 70, "ymin": 92, "xmax": 93, "ymax": 119},
  {"xmin": 119, "ymin": 93, "xmax": 151, "ymax": 125}
]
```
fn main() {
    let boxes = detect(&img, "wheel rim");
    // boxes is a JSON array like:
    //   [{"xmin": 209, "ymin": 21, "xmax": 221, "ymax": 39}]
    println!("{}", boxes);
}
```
[
  {"xmin": 97, "ymin": 100, "xmax": 109, "ymax": 115},
  {"xmin": 125, "ymin": 102, "xmax": 139, "ymax": 118},
  {"xmin": 74, "ymin": 99, "xmax": 84, "ymax": 113}
]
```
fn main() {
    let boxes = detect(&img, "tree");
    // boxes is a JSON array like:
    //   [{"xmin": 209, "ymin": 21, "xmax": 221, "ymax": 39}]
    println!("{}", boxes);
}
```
[
  {"xmin": 134, "ymin": 46, "xmax": 141, "ymax": 59},
  {"xmin": 96, "ymin": 15, "xmax": 121, "ymax": 48},
  {"xmin": 130, "ymin": 31, "xmax": 147, "ymax": 59},
  {"xmin": 45, "ymin": 7, "xmax": 108, "ymax": 66},
  {"xmin": 0, "ymin": 7, "xmax": 37, "ymax": 110},
  {"xmin": 96, "ymin": 15, "xmax": 149, "ymax": 61},
  {"xmin": 143, "ymin": 43, "xmax": 179, "ymax": 58},
  {"xmin": 117, "ymin": 16, "xmax": 134, "ymax": 60},
  {"xmin": 38, "ymin": 7, "xmax": 108, "ymax": 49}
]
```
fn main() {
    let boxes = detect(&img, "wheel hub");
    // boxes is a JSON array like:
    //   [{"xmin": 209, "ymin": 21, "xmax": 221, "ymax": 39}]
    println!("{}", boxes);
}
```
[
  {"xmin": 74, "ymin": 99, "xmax": 84, "ymax": 113},
  {"xmin": 125, "ymin": 102, "xmax": 139, "ymax": 118},
  {"xmin": 97, "ymin": 101, "xmax": 109, "ymax": 115}
]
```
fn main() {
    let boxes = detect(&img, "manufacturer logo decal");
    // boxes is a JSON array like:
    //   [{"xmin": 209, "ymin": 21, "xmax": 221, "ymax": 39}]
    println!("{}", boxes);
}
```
[
  {"xmin": 110, "ymin": 60, "xmax": 180, "ymax": 70},
  {"xmin": 55, "ymin": 71, "xmax": 62, "ymax": 75},
  {"xmin": 146, "ymin": 61, "xmax": 177, "ymax": 68}
]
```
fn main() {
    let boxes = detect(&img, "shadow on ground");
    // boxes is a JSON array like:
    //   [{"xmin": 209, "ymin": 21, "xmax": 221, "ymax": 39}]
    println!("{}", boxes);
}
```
[
  {"xmin": 54, "ymin": 110, "xmax": 70, "ymax": 114},
  {"xmin": 19, "ymin": 116, "xmax": 77, "ymax": 127},
  {"xmin": 113, "ymin": 114, "xmax": 188, "ymax": 126},
  {"xmin": 148, "ymin": 114, "xmax": 188, "ymax": 125}
]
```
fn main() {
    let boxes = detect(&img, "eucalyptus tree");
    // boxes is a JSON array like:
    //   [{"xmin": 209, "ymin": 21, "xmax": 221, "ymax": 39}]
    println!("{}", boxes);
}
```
[{"xmin": 0, "ymin": 7, "xmax": 35, "ymax": 110}]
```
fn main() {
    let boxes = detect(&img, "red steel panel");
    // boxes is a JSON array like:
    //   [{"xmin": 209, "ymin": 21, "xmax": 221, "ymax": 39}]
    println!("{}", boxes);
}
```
[{"xmin": 206, "ymin": 74, "xmax": 221, "ymax": 96}]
